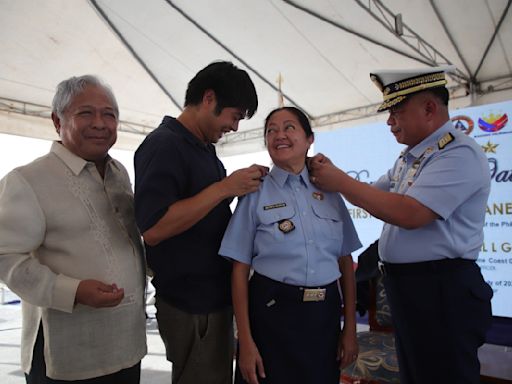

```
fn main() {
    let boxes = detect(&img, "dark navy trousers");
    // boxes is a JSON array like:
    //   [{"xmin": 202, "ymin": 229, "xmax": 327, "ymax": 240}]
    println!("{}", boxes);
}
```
[
  {"xmin": 235, "ymin": 272, "xmax": 342, "ymax": 384},
  {"xmin": 383, "ymin": 261, "xmax": 493, "ymax": 384}
]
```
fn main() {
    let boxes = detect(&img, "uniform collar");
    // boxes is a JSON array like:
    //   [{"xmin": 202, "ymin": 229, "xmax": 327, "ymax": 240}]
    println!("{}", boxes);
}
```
[
  {"xmin": 408, "ymin": 120, "xmax": 453, "ymax": 159},
  {"xmin": 269, "ymin": 164, "xmax": 310, "ymax": 188},
  {"xmin": 51, "ymin": 141, "xmax": 115, "ymax": 176}
]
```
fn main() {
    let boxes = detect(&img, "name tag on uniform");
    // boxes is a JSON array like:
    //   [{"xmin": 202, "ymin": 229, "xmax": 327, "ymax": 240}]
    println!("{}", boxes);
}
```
[
  {"xmin": 303, "ymin": 288, "xmax": 326, "ymax": 302},
  {"xmin": 264, "ymin": 202, "xmax": 286, "ymax": 210}
]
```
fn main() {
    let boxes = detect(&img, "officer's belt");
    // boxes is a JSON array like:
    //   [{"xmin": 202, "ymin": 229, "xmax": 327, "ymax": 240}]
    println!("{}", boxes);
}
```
[
  {"xmin": 378, "ymin": 258, "xmax": 475, "ymax": 276},
  {"xmin": 251, "ymin": 272, "xmax": 336, "ymax": 302}
]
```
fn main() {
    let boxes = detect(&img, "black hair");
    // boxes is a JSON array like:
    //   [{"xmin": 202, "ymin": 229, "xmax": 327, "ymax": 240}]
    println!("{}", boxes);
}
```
[
  {"xmin": 264, "ymin": 106, "xmax": 314, "ymax": 138},
  {"xmin": 428, "ymin": 87, "xmax": 449, "ymax": 106},
  {"xmin": 394, "ymin": 86, "xmax": 450, "ymax": 111},
  {"xmin": 184, "ymin": 61, "xmax": 258, "ymax": 118}
]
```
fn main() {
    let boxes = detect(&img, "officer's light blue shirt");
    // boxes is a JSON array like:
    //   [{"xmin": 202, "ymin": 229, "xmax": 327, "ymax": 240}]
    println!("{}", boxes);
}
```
[
  {"xmin": 373, "ymin": 121, "xmax": 490, "ymax": 263},
  {"xmin": 219, "ymin": 165, "xmax": 361, "ymax": 286}
]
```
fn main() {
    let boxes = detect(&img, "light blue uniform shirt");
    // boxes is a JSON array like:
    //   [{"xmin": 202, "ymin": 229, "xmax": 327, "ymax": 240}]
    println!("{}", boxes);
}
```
[
  {"xmin": 373, "ymin": 121, "xmax": 490, "ymax": 263},
  {"xmin": 219, "ymin": 165, "xmax": 361, "ymax": 286}
]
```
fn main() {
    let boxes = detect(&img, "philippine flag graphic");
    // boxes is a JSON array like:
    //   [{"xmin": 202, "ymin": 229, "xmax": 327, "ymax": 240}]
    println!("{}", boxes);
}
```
[{"xmin": 478, "ymin": 113, "xmax": 508, "ymax": 132}]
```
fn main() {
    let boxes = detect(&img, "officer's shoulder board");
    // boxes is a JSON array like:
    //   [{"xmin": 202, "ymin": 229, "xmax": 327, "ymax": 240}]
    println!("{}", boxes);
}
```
[{"xmin": 438, "ymin": 132, "xmax": 454, "ymax": 150}]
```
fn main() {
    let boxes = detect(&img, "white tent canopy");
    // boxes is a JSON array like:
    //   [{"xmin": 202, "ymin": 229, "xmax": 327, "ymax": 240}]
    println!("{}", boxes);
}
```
[{"xmin": 1, "ymin": 0, "xmax": 511, "ymax": 156}]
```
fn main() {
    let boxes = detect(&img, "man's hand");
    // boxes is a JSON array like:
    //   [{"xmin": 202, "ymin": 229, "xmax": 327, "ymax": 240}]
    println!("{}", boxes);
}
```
[
  {"xmin": 141, "ymin": 164, "xmax": 269, "ymax": 246},
  {"xmin": 75, "ymin": 279, "xmax": 124, "ymax": 308},
  {"xmin": 310, "ymin": 154, "xmax": 439, "ymax": 229},
  {"xmin": 238, "ymin": 338, "xmax": 266, "ymax": 384},
  {"xmin": 220, "ymin": 164, "xmax": 269, "ymax": 197},
  {"xmin": 308, "ymin": 153, "xmax": 344, "ymax": 192},
  {"xmin": 307, "ymin": 153, "xmax": 332, "ymax": 168}
]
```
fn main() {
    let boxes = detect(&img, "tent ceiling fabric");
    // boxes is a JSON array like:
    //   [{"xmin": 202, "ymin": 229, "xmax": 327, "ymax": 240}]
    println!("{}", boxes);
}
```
[{"xmin": 1, "ymin": 0, "xmax": 511, "ymax": 156}]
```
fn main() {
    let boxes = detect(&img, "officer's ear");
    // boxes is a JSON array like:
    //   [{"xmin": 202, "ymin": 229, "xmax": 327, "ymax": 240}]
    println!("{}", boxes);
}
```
[
  {"xmin": 425, "ymin": 99, "xmax": 436, "ymax": 114},
  {"xmin": 422, "ymin": 95, "xmax": 438, "ymax": 121}
]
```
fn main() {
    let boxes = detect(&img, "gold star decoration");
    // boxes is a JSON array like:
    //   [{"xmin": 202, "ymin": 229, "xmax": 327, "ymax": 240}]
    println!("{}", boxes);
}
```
[{"xmin": 481, "ymin": 141, "xmax": 498, "ymax": 153}]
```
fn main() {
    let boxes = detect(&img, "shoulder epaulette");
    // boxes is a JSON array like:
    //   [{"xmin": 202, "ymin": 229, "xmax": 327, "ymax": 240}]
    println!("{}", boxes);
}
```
[{"xmin": 438, "ymin": 132, "xmax": 454, "ymax": 150}]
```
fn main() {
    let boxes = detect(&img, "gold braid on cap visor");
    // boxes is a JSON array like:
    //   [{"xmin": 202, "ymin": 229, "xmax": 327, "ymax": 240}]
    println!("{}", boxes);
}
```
[
  {"xmin": 377, "ymin": 95, "xmax": 408, "ymax": 112},
  {"xmin": 382, "ymin": 79, "xmax": 447, "ymax": 101},
  {"xmin": 377, "ymin": 75, "xmax": 448, "ymax": 112}
]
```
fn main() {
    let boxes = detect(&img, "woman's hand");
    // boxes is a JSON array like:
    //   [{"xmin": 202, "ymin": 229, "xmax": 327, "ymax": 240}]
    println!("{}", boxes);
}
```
[
  {"xmin": 238, "ymin": 338, "xmax": 266, "ymax": 384},
  {"xmin": 337, "ymin": 328, "xmax": 359, "ymax": 369}
]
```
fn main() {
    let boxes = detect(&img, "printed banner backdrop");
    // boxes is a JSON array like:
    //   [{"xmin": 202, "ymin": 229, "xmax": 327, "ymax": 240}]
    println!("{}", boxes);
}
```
[{"xmin": 316, "ymin": 100, "xmax": 512, "ymax": 318}]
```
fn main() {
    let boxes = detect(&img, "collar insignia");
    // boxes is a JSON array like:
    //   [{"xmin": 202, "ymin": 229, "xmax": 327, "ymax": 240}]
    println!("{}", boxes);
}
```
[{"xmin": 312, "ymin": 192, "xmax": 324, "ymax": 201}]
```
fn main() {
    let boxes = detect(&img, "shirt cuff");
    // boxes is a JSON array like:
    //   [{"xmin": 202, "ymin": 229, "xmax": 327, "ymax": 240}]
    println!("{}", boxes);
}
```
[{"xmin": 52, "ymin": 274, "xmax": 81, "ymax": 313}]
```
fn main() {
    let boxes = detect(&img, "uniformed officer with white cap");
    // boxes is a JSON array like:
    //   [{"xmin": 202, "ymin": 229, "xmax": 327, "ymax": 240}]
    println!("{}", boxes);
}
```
[{"xmin": 309, "ymin": 65, "xmax": 493, "ymax": 384}]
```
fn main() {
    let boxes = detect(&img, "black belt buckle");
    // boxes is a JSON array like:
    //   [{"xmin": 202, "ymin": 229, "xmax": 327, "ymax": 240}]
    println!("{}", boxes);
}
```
[{"xmin": 378, "ymin": 261, "xmax": 386, "ymax": 276}]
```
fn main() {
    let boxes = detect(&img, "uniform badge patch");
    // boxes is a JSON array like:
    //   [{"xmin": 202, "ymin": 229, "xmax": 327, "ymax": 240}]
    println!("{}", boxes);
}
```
[{"xmin": 278, "ymin": 219, "xmax": 295, "ymax": 233}]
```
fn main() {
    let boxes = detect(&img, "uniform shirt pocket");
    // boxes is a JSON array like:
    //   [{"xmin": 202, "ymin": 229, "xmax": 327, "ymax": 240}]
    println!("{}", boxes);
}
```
[
  {"xmin": 311, "ymin": 200, "xmax": 343, "ymax": 240},
  {"xmin": 257, "ymin": 205, "xmax": 296, "ymax": 243}
]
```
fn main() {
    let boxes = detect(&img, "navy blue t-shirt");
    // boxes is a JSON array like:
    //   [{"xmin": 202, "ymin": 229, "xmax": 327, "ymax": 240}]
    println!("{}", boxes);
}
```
[{"xmin": 134, "ymin": 116, "xmax": 232, "ymax": 313}]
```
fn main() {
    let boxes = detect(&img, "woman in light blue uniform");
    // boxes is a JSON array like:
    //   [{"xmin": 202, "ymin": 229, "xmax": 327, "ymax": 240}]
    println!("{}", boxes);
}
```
[{"xmin": 219, "ymin": 107, "xmax": 362, "ymax": 384}]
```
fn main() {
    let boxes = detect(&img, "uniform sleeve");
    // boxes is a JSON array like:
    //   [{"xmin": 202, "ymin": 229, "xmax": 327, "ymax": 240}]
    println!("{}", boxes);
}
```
[
  {"xmin": 406, "ymin": 145, "xmax": 489, "ymax": 220},
  {"xmin": 372, "ymin": 170, "xmax": 392, "ymax": 191},
  {"xmin": 218, "ymin": 194, "xmax": 257, "ymax": 265},
  {"xmin": 372, "ymin": 155, "xmax": 402, "ymax": 191},
  {"xmin": 336, "ymin": 194, "xmax": 363, "ymax": 256},
  {"xmin": 134, "ymin": 133, "xmax": 187, "ymax": 232},
  {"xmin": 0, "ymin": 171, "xmax": 80, "ymax": 313}
]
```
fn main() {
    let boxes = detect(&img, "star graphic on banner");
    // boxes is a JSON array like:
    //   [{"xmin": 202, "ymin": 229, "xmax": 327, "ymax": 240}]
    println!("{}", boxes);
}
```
[{"xmin": 481, "ymin": 141, "xmax": 498, "ymax": 153}]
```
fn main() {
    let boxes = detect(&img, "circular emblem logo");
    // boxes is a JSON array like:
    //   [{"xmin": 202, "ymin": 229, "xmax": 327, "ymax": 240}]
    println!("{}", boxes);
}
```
[
  {"xmin": 278, "ymin": 219, "xmax": 295, "ymax": 234},
  {"xmin": 451, "ymin": 115, "xmax": 474, "ymax": 135}
]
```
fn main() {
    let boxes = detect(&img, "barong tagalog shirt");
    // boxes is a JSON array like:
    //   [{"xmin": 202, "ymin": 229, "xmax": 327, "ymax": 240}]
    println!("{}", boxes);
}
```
[{"xmin": 0, "ymin": 142, "xmax": 147, "ymax": 380}]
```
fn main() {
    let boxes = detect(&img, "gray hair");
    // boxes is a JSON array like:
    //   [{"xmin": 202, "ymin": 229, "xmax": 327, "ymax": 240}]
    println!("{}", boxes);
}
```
[{"xmin": 51, "ymin": 75, "xmax": 119, "ymax": 119}]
